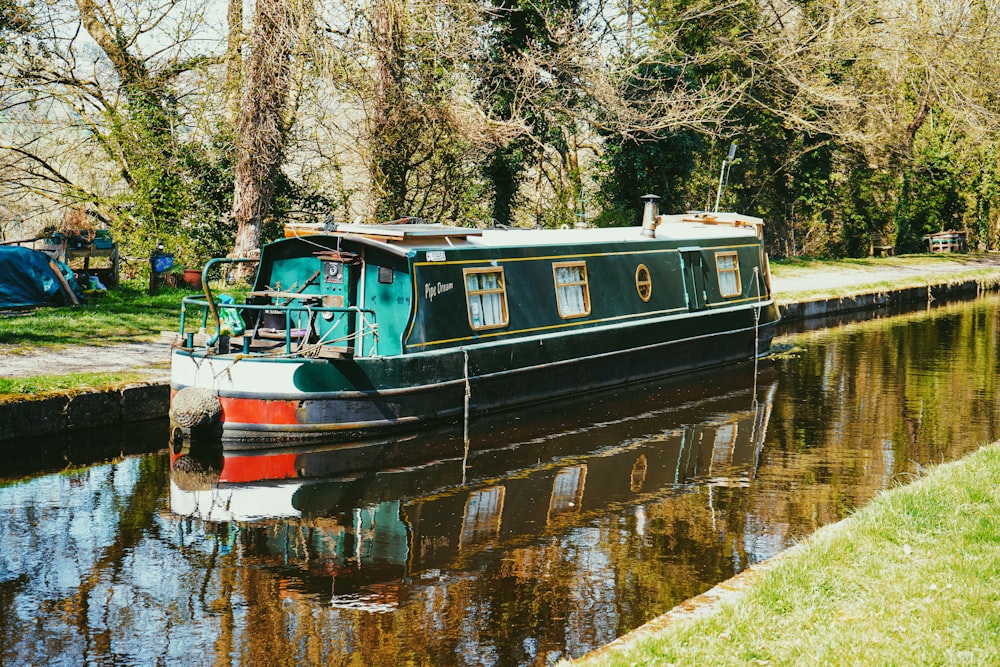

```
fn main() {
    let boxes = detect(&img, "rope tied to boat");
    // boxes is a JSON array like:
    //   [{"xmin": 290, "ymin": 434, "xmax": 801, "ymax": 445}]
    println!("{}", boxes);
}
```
[
  {"xmin": 290, "ymin": 309, "xmax": 379, "ymax": 358},
  {"xmin": 752, "ymin": 266, "xmax": 762, "ymax": 404},
  {"xmin": 463, "ymin": 347, "xmax": 471, "ymax": 485}
]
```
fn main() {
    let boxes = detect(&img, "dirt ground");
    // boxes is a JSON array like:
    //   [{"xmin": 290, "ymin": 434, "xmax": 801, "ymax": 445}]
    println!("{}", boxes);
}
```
[
  {"xmin": 3, "ymin": 253, "xmax": 1000, "ymax": 380},
  {"xmin": 0, "ymin": 341, "xmax": 172, "ymax": 380}
]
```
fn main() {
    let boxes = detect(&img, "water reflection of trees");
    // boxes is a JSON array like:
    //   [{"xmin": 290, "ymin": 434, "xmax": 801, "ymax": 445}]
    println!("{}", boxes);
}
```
[
  {"xmin": 767, "ymin": 297, "xmax": 1000, "ymax": 536},
  {"xmin": 0, "ymin": 454, "xmax": 168, "ymax": 664},
  {"xmin": 6, "ymin": 298, "xmax": 1000, "ymax": 665}
]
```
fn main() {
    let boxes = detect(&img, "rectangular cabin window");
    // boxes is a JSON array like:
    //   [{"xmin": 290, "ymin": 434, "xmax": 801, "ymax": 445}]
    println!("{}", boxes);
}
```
[
  {"xmin": 716, "ymin": 252, "xmax": 741, "ymax": 297},
  {"xmin": 553, "ymin": 261, "xmax": 591, "ymax": 319},
  {"xmin": 548, "ymin": 465, "xmax": 587, "ymax": 521},
  {"xmin": 464, "ymin": 267, "xmax": 509, "ymax": 330}
]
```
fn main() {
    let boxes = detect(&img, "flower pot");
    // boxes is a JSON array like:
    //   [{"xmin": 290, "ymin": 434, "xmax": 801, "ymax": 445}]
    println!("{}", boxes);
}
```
[{"xmin": 182, "ymin": 268, "xmax": 203, "ymax": 289}]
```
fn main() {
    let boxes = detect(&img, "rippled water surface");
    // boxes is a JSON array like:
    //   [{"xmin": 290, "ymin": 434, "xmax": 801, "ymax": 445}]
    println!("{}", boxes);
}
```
[{"xmin": 3, "ymin": 294, "xmax": 1000, "ymax": 666}]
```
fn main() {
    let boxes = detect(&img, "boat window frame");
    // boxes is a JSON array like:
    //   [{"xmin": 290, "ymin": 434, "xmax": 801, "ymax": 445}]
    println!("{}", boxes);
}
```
[
  {"xmin": 463, "ymin": 266, "xmax": 509, "ymax": 331},
  {"xmin": 635, "ymin": 264, "xmax": 652, "ymax": 302},
  {"xmin": 552, "ymin": 261, "xmax": 591, "ymax": 319},
  {"xmin": 715, "ymin": 251, "xmax": 742, "ymax": 297}
]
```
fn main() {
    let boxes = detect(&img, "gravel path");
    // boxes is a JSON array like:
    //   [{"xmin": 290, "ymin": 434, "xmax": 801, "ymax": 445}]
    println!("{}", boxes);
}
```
[
  {"xmin": 0, "ymin": 341, "xmax": 172, "ymax": 380},
  {"xmin": 770, "ymin": 254, "xmax": 1000, "ymax": 295}
]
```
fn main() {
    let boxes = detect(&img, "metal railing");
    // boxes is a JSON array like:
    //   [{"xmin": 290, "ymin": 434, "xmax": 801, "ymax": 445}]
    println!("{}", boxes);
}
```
[{"xmin": 177, "ymin": 257, "xmax": 379, "ymax": 357}]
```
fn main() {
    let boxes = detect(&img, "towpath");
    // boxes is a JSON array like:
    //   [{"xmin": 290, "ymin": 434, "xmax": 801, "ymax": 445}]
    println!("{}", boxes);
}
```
[
  {"xmin": 0, "ymin": 340, "xmax": 172, "ymax": 380},
  {"xmin": 2, "ymin": 253, "xmax": 1000, "ymax": 380},
  {"xmin": 769, "ymin": 253, "xmax": 1000, "ymax": 296}
]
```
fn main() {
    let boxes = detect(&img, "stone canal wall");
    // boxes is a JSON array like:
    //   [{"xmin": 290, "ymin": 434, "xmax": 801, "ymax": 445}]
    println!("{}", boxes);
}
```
[
  {"xmin": 0, "ymin": 382, "xmax": 168, "ymax": 442},
  {"xmin": 2, "ymin": 272, "xmax": 1000, "ymax": 442}
]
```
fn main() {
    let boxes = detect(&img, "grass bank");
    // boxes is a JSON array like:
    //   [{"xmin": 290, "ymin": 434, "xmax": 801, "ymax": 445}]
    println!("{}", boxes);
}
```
[
  {"xmin": 0, "ymin": 283, "xmax": 195, "ymax": 396},
  {"xmin": 567, "ymin": 443, "xmax": 1000, "ymax": 666},
  {"xmin": 0, "ymin": 371, "xmax": 150, "ymax": 399},
  {"xmin": 0, "ymin": 284, "xmax": 191, "ymax": 351}
]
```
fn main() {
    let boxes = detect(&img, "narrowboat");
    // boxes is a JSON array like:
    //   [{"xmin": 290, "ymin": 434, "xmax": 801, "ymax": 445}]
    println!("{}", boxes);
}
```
[{"xmin": 169, "ymin": 196, "xmax": 781, "ymax": 448}]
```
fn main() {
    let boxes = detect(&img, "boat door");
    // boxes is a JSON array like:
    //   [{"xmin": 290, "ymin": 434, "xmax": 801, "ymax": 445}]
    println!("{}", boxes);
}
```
[
  {"xmin": 318, "ymin": 256, "xmax": 359, "ymax": 352},
  {"xmin": 679, "ymin": 247, "xmax": 707, "ymax": 311}
]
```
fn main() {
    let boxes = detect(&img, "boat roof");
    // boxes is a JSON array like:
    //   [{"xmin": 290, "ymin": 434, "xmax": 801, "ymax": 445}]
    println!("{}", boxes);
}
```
[
  {"xmin": 331, "ymin": 222, "xmax": 483, "ymax": 240},
  {"xmin": 317, "ymin": 212, "xmax": 763, "ymax": 253}
]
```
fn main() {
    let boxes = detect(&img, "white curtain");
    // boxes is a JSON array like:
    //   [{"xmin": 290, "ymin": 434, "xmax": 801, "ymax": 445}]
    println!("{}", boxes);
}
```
[
  {"xmin": 467, "ymin": 271, "xmax": 505, "ymax": 327},
  {"xmin": 717, "ymin": 255, "xmax": 739, "ymax": 296},
  {"xmin": 555, "ymin": 265, "xmax": 587, "ymax": 316}
]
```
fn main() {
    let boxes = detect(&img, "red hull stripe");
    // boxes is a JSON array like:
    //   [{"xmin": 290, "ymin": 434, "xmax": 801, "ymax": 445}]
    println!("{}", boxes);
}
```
[
  {"xmin": 219, "ymin": 453, "xmax": 299, "ymax": 482},
  {"xmin": 220, "ymin": 396, "xmax": 300, "ymax": 425}
]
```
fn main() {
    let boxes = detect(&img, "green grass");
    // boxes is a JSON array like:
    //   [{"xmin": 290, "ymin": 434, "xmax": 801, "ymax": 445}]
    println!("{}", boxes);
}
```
[
  {"xmin": 0, "ymin": 283, "xmax": 193, "ymax": 350},
  {"xmin": 0, "ymin": 371, "xmax": 150, "ymax": 399},
  {"xmin": 0, "ymin": 280, "xmax": 244, "ymax": 395},
  {"xmin": 567, "ymin": 443, "xmax": 1000, "ymax": 667},
  {"xmin": 0, "ymin": 280, "xmax": 247, "ymax": 352}
]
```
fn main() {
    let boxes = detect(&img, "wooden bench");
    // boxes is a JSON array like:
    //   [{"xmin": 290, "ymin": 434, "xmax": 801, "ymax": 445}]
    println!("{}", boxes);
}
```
[
  {"xmin": 873, "ymin": 236, "xmax": 894, "ymax": 257},
  {"xmin": 924, "ymin": 231, "xmax": 967, "ymax": 253}
]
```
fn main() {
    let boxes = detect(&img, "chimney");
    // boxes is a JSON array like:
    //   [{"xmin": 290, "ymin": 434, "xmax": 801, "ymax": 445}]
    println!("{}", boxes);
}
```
[{"xmin": 640, "ymin": 194, "xmax": 660, "ymax": 238}]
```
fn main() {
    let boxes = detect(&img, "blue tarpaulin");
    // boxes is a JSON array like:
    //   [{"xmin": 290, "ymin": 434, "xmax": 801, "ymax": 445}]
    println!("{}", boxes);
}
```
[{"xmin": 0, "ymin": 246, "xmax": 80, "ymax": 308}]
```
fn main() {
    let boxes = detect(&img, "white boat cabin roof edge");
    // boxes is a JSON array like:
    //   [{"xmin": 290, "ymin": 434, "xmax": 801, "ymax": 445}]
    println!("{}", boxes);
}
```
[{"xmin": 284, "ymin": 212, "xmax": 764, "ymax": 253}]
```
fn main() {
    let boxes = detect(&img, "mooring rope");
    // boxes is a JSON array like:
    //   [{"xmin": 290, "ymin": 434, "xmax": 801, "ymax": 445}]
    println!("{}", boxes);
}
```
[
  {"xmin": 463, "ymin": 347, "xmax": 471, "ymax": 485},
  {"xmin": 752, "ymin": 266, "xmax": 763, "ymax": 402}
]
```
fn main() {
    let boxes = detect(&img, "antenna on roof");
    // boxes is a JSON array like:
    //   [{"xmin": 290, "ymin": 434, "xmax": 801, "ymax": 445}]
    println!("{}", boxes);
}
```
[{"xmin": 713, "ymin": 143, "xmax": 738, "ymax": 212}]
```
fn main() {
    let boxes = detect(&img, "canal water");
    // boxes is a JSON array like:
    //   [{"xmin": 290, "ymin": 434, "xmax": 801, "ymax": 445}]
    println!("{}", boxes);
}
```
[{"xmin": 3, "ymin": 294, "xmax": 1000, "ymax": 666}]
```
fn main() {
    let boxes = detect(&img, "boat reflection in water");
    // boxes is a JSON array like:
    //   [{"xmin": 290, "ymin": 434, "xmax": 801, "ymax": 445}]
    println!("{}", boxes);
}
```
[{"xmin": 169, "ymin": 362, "xmax": 776, "ymax": 616}]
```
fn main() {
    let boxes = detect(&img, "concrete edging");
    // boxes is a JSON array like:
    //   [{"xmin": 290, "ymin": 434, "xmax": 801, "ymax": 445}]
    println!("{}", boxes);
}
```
[
  {"xmin": 0, "ymin": 382, "xmax": 169, "ymax": 441},
  {"xmin": 778, "ymin": 276, "xmax": 996, "ymax": 321}
]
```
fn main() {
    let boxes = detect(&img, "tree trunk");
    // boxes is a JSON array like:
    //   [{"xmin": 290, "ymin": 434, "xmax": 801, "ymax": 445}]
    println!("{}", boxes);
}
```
[
  {"xmin": 901, "ymin": 79, "xmax": 935, "ymax": 163},
  {"xmin": 225, "ymin": 0, "xmax": 244, "ymax": 125},
  {"xmin": 368, "ymin": 0, "xmax": 409, "ymax": 222},
  {"xmin": 231, "ymin": 0, "xmax": 296, "ymax": 265}
]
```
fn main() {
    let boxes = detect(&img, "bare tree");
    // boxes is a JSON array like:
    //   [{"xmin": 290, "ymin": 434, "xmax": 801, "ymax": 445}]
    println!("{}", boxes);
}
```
[
  {"xmin": 745, "ymin": 0, "xmax": 1000, "ymax": 249},
  {"xmin": 747, "ymin": 0, "xmax": 1000, "ymax": 159},
  {"xmin": 231, "ymin": 0, "xmax": 299, "ymax": 261},
  {"xmin": 0, "ymin": 0, "xmax": 228, "ymax": 253}
]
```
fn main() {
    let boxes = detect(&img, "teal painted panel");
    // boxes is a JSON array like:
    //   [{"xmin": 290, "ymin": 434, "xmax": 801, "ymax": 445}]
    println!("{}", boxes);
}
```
[
  {"xmin": 269, "ymin": 256, "xmax": 320, "ymax": 293},
  {"xmin": 269, "ymin": 257, "xmax": 324, "ymax": 331},
  {"xmin": 363, "ymin": 263, "xmax": 411, "ymax": 356}
]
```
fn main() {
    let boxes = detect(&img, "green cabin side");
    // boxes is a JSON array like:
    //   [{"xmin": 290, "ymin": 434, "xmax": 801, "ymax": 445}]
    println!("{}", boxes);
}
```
[
  {"xmin": 403, "ymin": 234, "xmax": 769, "ymax": 353},
  {"xmin": 253, "ymin": 236, "xmax": 414, "ymax": 357},
  {"xmin": 250, "ymin": 226, "xmax": 770, "ymax": 360}
]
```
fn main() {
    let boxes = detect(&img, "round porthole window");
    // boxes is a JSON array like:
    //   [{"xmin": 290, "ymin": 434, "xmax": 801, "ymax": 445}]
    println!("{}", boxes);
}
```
[{"xmin": 635, "ymin": 264, "xmax": 652, "ymax": 302}]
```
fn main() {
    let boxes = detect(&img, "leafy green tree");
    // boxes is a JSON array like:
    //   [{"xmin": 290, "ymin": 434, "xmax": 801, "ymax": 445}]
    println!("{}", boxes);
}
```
[
  {"xmin": 743, "ymin": 0, "xmax": 1000, "ymax": 256},
  {"xmin": 477, "ymin": 0, "xmax": 581, "ymax": 226},
  {"xmin": 597, "ymin": 129, "xmax": 701, "ymax": 226},
  {"xmin": 594, "ymin": 0, "xmax": 763, "ymax": 227},
  {"xmin": 1, "ymin": 0, "xmax": 233, "ymax": 263},
  {"xmin": 360, "ymin": 0, "xmax": 491, "ymax": 224}
]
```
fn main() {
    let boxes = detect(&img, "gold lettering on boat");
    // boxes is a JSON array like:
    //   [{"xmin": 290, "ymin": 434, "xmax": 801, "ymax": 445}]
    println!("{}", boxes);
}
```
[{"xmin": 424, "ymin": 281, "xmax": 454, "ymax": 301}]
